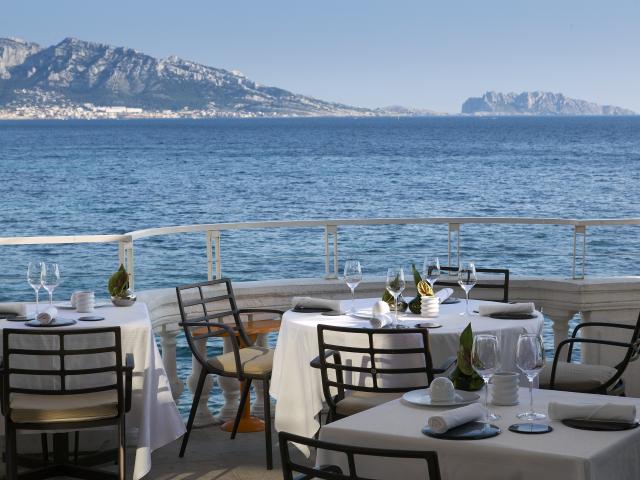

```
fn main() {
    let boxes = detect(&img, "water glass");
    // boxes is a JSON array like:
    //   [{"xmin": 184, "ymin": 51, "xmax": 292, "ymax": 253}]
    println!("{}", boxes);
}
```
[
  {"xmin": 472, "ymin": 334, "xmax": 501, "ymax": 423},
  {"xmin": 422, "ymin": 257, "xmax": 440, "ymax": 288},
  {"xmin": 458, "ymin": 261, "xmax": 477, "ymax": 316},
  {"xmin": 343, "ymin": 260, "xmax": 363, "ymax": 313},
  {"xmin": 516, "ymin": 333, "xmax": 546, "ymax": 420},
  {"xmin": 385, "ymin": 267, "xmax": 406, "ymax": 326},
  {"xmin": 27, "ymin": 261, "xmax": 44, "ymax": 315},
  {"xmin": 42, "ymin": 262, "xmax": 60, "ymax": 305}
]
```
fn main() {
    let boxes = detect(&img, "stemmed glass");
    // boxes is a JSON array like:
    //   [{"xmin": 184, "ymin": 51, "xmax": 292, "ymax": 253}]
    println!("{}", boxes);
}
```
[
  {"xmin": 385, "ymin": 267, "xmax": 406, "ymax": 327},
  {"xmin": 42, "ymin": 262, "xmax": 60, "ymax": 306},
  {"xmin": 458, "ymin": 261, "xmax": 477, "ymax": 316},
  {"xmin": 516, "ymin": 333, "xmax": 546, "ymax": 421},
  {"xmin": 27, "ymin": 261, "xmax": 44, "ymax": 315},
  {"xmin": 343, "ymin": 260, "xmax": 362, "ymax": 314},
  {"xmin": 422, "ymin": 257, "xmax": 440, "ymax": 289},
  {"xmin": 472, "ymin": 334, "xmax": 501, "ymax": 424}
]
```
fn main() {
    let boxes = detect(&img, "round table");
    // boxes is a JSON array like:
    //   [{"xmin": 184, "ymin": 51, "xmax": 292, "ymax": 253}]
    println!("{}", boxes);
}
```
[{"xmin": 270, "ymin": 297, "xmax": 544, "ymax": 441}]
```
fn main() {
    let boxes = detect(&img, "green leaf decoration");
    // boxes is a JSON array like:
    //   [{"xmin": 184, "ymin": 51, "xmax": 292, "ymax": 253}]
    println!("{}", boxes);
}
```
[
  {"xmin": 411, "ymin": 263, "xmax": 422, "ymax": 287},
  {"xmin": 108, "ymin": 264, "xmax": 130, "ymax": 297},
  {"xmin": 448, "ymin": 322, "xmax": 484, "ymax": 391},
  {"xmin": 382, "ymin": 272, "xmax": 400, "ymax": 306},
  {"xmin": 408, "ymin": 295, "xmax": 421, "ymax": 314}
]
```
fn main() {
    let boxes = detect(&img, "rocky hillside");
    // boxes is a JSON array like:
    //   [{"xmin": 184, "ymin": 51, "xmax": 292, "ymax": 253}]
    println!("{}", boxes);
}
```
[
  {"xmin": 462, "ymin": 91, "xmax": 635, "ymax": 115},
  {"xmin": 0, "ymin": 37, "xmax": 373, "ymax": 116}
]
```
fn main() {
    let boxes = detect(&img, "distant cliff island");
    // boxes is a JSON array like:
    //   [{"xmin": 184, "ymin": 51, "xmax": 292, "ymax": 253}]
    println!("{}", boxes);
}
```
[{"xmin": 462, "ymin": 91, "xmax": 635, "ymax": 116}]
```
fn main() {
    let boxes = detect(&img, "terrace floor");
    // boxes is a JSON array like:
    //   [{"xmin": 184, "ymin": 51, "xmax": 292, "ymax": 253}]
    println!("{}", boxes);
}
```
[{"xmin": 145, "ymin": 423, "xmax": 294, "ymax": 480}]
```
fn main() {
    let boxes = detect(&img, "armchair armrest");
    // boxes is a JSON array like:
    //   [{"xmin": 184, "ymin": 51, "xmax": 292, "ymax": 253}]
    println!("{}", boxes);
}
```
[
  {"xmin": 181, "ymin": 321, "xmax": 244, "ymax": 377},
  {"xmin": 571, "ymin": 321, "xmax": 636, "ymax": 339},
  {"xmin": 238, "ymin": 308, "xmax": 285, "ymax": 317},
  {"xmin": 124, "ymin": 353, "xmax": 135, "ymax": 413}
]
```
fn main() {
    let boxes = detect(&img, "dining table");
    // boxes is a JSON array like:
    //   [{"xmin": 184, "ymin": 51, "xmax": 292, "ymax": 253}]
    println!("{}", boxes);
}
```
[
  {"xmin": 0, "ymin": 301, "xmax": 186, "ymax": 480},
  {"xmin": 270, "ymin": 297, "xmax": 544, "ymax": 440},
  {"xmin": 317, "ymin": 387, "xmax": 640, "ymax": 480}
]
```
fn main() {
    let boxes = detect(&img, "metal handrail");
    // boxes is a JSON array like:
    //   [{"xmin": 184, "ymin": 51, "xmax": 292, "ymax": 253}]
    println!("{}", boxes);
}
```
[{"xmin": 2, "ymin": 217, "xmax": 640, "ymax": 286}]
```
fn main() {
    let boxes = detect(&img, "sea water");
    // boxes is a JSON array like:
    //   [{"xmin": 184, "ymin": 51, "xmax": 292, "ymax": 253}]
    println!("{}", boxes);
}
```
[{"xmin": 1, "ymin": 116, "xmax": 639, "ymax": 414}]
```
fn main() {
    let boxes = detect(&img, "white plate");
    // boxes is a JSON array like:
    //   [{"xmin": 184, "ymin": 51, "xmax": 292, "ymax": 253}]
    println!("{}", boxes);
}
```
[
  {"xmin": 402, "ymin": 388, "xmax": 480, "ymax": 407},
  {"xmin": 55, "ymin": 301, "xmax": 111, "ymax": 310}
]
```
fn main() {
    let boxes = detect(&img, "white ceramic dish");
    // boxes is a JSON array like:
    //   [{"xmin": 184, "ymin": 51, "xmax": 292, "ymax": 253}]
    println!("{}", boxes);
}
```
[{"xmin": 402, "ymin": 388, "xmax": 480, "ymax": 407}]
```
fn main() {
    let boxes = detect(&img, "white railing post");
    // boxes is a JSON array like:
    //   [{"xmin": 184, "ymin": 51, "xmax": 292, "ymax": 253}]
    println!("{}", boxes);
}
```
[
  {"xmin": 447, "ymin": 223, "xmax": 460, "ymax": 274},
  {"xmin": 118, "ymin": 239, "xmax": 135, "ymax": 289},
  {"xmin": 573, "ymin": 225, "xmax": 586, "ymax": 280},
  {"xmin": 324, "ymin": 225, "xmax": 338, "ymax": 279},
  {"xmin": 206, "ymin": 230, "xmax": 222, "ymax": 280}
]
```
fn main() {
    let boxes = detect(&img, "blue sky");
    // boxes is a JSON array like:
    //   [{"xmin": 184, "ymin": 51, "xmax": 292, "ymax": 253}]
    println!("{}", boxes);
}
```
[{"xmin": 2, "ymin": 0, "xmax": 639, "ymax": 113}]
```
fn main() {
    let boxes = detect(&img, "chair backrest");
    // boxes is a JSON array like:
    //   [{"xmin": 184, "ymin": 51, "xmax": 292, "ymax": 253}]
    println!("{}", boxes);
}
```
[
  {"xmin": 2, "ymin": 327, "xmax": 124, "ymax": 417},
  {"xmin": 175, "ymin": 278, "xmax": 252, "ymax": 370},
  {"xmin": 279, "ymin": 431, "xmax": 441, "ymax": 480},
  {"xmin": 317, "ymin": 324, "xmax": 434, "ymax": 412},
  {"xmin": 437, "ymin": 266, "xmax": 509, "ymax": 303}
]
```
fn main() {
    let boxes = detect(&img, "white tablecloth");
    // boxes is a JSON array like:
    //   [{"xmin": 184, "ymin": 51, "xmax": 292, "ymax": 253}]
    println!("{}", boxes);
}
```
[
  {"xmin": 270, "ymin": 298, "xmax": 543, "ymax": 439},
  {"xmin": 0, "ymin": 302, "xmax": 185, "ymax": 480},
  {"xmin": 317, "ymin": 388, "xmax": 640, "ymax": 480}
]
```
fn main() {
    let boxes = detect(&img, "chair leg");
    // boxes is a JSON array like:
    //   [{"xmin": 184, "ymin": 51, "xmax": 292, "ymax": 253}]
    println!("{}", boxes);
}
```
[
  {"xmin": 6, "ymin": 425, "xmax": 18, "ymax": 480},
  {"xmin": 41, "ymin": 433, "xmax": 49, "ymax": 464},
  {"xmin": 230, "ymin": 378, "xmax": 252, "ymax": 440},
  {"xmin": 179, "ymin": 369, "xmax": 207, "ymax": 457},
  {"xmin": 263, "ymin": 378, "xmax": 273, "ymax": 470},
  {"xmin": 118, "ymin": 417, "xmax": 126, "ymax": 480},
  {"xmin": 74, "ymin": 431, "xmax": 79, "ymax": 464}
]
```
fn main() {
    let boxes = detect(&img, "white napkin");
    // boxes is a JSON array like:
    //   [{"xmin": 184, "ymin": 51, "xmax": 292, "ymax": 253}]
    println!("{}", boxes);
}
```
[
  {"xmin": 0, "ymin": 302, "xmax": 27, "ymax": 317},
  {"xmin": 427, "ymin": 403, "xmax": 487, "ymax": 434},
  {"xmin": 478, "ymin": 302, "xmax": 535, "ymax": 316},
  {"xmin": 36, "ymin": 306, "xmax": 58, "ymax": 325},
  {"xmin": 548, "ymin": 402, "xmax": 636, "ymax": 423},
  {"xmin": 291, "ymin": 296, "xmax": 342, "ymax": 312},
  {"xmin": 370, "ymin": 313, "xmax": 392, "ymax": 329},
  {"xmin": 435, "ymin": 288, "xmax": 454, "ymax": 304}
]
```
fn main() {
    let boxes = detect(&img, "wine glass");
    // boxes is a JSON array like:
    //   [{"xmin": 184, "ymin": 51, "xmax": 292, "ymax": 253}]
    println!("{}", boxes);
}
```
[
  {"xmin": 344, "ymin": 260, "xmax": 362, "ymax": 314},
  {"xmin": 422, "ymin": 257, "xmax": 440, "ymax": 289},
  {"xmin": 516, "ymin": 333, "xmax": 546, "ymax": 421},
  {"xmin": 472, "ymin": 334, "xmax": 501, "ymax": 424},
  {"xmin": 458, "ymin": 261, "xmax": 477, "ymax": 316},
  {"xmin": 27, "ymin": 261, "xmax": 44, "ymax": 315},
  {"xmin": 42, "ymin": 262, "xmax": 60, "ymax": 306},
  {"xmin": 385, "ymin": 267, "xmax": 406, "ymax": 327}
]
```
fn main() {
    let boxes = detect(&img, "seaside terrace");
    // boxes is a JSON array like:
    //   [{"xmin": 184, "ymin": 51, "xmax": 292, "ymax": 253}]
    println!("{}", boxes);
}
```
[{"xmin": 2, "ymin": 216, "xmax": 640, "ymax": 480}]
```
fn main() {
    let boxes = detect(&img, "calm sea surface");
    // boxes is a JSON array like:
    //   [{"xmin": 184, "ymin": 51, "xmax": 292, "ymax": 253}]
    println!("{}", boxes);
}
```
[{"xmin": 1, "ymin": 116, "xmax": 639, "ymax": 414}]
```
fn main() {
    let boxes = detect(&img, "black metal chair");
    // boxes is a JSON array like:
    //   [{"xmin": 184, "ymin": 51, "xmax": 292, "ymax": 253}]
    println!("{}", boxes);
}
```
[
  {"xmin": 279, "ymin": 431, "xmax": 442, "ymax": 480},
  {"xmin": 0, "ymin": 327, "xmax": 134, "ymax": 480},
  {"xmin": 175, "ymin": 278, "xmax": 284, "ymax": 470},
  {"xmin": 539, "ymin": 311, "xmax": 640, "ymax": 395},
  {"xmin": 312, "ymin": 325, "xmax": 435, "ymax": 423},
  {"xmin": 438, "ymin": 266, "xmax": 510, "ymax": 303}
]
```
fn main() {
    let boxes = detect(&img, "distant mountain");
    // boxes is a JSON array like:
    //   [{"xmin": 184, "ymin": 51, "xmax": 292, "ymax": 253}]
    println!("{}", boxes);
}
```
[
  {"xmin": 0, "ymin": 37, "xmax": 377, "ymax": 116},
  {"xmin": 461, "ymin": 91, "xmax": 635, "ymax": 116}
]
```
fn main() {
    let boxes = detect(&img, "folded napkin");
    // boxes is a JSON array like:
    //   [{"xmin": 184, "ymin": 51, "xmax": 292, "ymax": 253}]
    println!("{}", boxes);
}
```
[
  {"xmin": 478, "ymin": 302, "xmax": 535, "ymax": 316},
  {"xmin": 435, "ymin": 288, "xmax": 454, "ymax": 304},
  {"xmin": 291, "ymin": 296, "xmax": 342, "ymax": 312},
  {"xmin": 0, "ymin": 302, "xmax": 27, "ymax": 317},
  {"xmin": 36, "ymin": 306, "xmax": 58, "ymax": 325},
  {"xmin": 370, "ymin": 313, "xmax": 392, "ymax": 329},
  {"xmin": 427, "ymin": 403, "xmax": 487, "ymax": 434},
  {"xmin": 548, "ymin": 401, "xmax": 636, "ymax": 423}
]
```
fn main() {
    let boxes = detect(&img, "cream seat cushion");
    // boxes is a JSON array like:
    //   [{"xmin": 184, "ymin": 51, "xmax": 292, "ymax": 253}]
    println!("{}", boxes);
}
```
[
  {"xmin": 10, "ymin": 390, "xmax": 118, "ymax": 424},
  {"xmin": 539, "ymin": 361, "xmax": 618, "ymax": 392},
  {"xmin": 335, "ymin": 391, "xmax": 403, "ymax": 416},
  {"xmin": 208, "ymin": 346, "xmax": 273, "ymax": 375}
]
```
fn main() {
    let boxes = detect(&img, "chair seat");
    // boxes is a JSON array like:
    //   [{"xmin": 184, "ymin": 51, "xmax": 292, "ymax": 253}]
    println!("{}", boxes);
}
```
[
  {"xmin": 208, "ymin": 346, "xmax": 273, "ymax": 376},
  {"xmin": 10, "ymin": 390, "xmax": 118, "ymax": 424},
  {"xmin": 539, "ymin": 361, "xmax": 619, "ymax": 393},
  {"xmin": 335, "ymin": 391, "xmax": 403, "ymax": 416}
]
